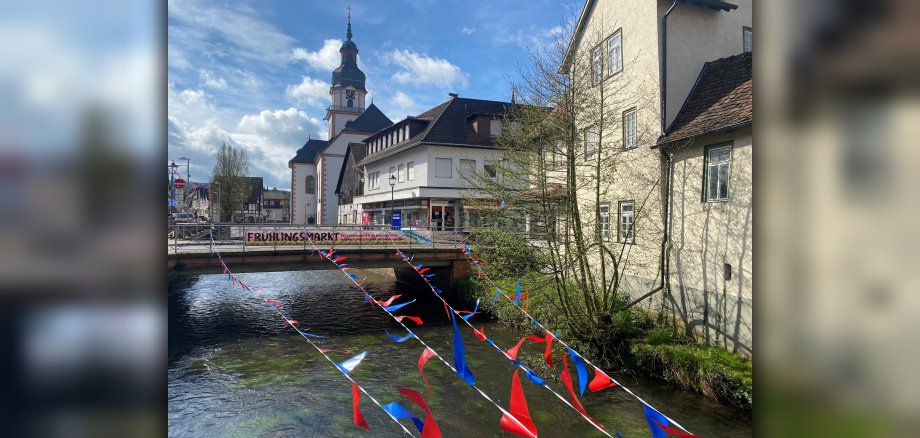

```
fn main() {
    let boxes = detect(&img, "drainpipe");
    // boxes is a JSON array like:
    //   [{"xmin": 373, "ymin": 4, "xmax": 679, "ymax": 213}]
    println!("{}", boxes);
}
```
[
  {"xmin": 660, "ymin": 147, "xmax": 674, "ymax": 298},
  {"xmin": 660, "ymin": 0, "xmax": 679, "ymax": 134}
]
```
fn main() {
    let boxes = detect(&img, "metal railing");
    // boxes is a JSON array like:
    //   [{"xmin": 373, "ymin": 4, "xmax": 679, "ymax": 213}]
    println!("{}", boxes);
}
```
[
  {"xmin": 326, "ymin": 105, "xmax": 362, "ymax": 113},
  {"xmin": 167, "ymin": 223, "xmax": 470, "ymax": 255}
]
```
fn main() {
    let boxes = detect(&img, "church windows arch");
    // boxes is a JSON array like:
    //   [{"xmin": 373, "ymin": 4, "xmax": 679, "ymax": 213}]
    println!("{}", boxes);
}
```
[{"xmin": 305, "ymin": 175, "xmax": 316, "ymax": 194}]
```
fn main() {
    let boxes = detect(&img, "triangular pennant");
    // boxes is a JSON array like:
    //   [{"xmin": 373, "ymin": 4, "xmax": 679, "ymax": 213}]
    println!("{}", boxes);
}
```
[
  {"xmin": 473, "ymin": 325, "xmax": 487, "ymax": 341},
  {"xmin": 588, "ymin": 366, "xmax": 619, "ymax": 392},
  {"xmin": 451, "ymin": 312, "xmax": 475, "ymax": 386},
  {"xmin": 395, "ymin": 315, "xmax": 424, "ymax": 325},
  {"xmin": 418, "ymin": 347, "xmax": 437, "ymax": 395},
  {"xmin": 385, "ymin": 329, "xmax": 416, "ymax": 343},
  {"xmin": 645, "ymin": 406, "xmax": 696, "ymax": 437},
  {"xmin": 560, "ymin": 352, "xmax": 604, "ymax": 429},
  {"xmin": 567, "ymin": 347, "xmax": 589, "ymax": 396},
  {"xmin": 514, "ymin": 280, "xmax": 523, "ymax": 305},
  {"xmin": 352, "ymin": 383, "xmax": 369, "ymax": 430},
  {"xmin": 398, "ymin": 387, "xmax": 441, "ymax": 438},
  {"xmin": 543, "ymin": 332, "xmax": 555, "ymax": 368},
  {"xmin": 499, "ymin": 370, "xmax": 538, "ymax": 438},
  {"xmin": 382, "ymin": 299, "xmax": 416, "ymax": 313},
  {"xmin": 335, "ymin": 351, "xmax": 368, "ymax": 374},
  {"xmin": 506, "ymin": 335, "xmax": 548, "ymax": 360},
  {"xmin": 381, "ymin": 402, "xmax": 424, "ymax": 433},
  {"xmin": 375, "ymin": 294, "xmax": 403, "ymax": 307},
  {"xmin": 266, "ymin": 299, "xmax": 282, "ymax": 307},
  {"xmin": 461, "ymin": 298, "xmax": 480, "ymax": 322}
]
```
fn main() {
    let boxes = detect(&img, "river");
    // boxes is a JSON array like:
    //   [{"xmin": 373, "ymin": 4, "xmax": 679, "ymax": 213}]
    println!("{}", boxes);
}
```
[{"xmin": 168, "ymin": 269, "xmax": 751, "ymax": 437}]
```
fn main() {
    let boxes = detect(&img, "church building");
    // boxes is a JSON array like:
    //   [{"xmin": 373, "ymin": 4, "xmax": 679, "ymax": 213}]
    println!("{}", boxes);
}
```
[{"xmin": 289, "ymin": 15, "xmax": 392, "ymax": 224}]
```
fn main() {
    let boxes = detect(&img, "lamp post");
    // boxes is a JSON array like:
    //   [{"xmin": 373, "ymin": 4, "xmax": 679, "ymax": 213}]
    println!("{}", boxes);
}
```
[
  {"xmin": 388, "ymin": 173, "xmax": 397, "ymax": 229},
  {"xmin": 169, "ymin": 161, "xmax": 178, "ymax": 213}
]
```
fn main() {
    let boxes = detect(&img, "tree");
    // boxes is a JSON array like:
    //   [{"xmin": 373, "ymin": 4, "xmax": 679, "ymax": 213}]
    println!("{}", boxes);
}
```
[
  {"xmin": 465, "ymin": 10, "xmax": 663, "ymax": 352},
  {"xmin": 211, "ymin": 142, "xmax": 250, "ymax": 222}
]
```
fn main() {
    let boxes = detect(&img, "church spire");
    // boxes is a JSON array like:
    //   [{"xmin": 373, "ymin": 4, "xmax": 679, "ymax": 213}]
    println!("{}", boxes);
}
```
[{"xmin": 346, "ymin": 6, "xmax": 353, "ymax": 41}]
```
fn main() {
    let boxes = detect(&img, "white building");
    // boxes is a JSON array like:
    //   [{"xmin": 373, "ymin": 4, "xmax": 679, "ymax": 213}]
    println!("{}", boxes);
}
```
[
  {"xmin": 288, "ymin": 15, "xmax": 392, "ymax": 224},
  {"xmin": 337, "ymin": 94, "xmax": 515, "ymax": 230}
]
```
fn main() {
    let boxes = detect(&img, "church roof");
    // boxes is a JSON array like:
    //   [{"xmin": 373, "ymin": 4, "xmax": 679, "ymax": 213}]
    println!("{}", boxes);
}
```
[
  {"xmin": 342, "ymin": 104, "xmax": 393, "ymax": 133},
  {"xmin": 289, "ymin": 139, "xmax": 329, "ymax": 164}
]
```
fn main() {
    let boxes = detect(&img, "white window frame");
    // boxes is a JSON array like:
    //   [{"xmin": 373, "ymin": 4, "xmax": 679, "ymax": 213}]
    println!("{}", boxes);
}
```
[
  {"xmin": 743, "ymin": 27, "xmax": 752, "ymax": 53},
  {"xmin": 599, "ymin": 203, "xmax": 611, "ymax": 241},
  {"xmin": 592, "ymin": 45, "xmax": 603, "ymax": 85},
  {"xmin": 607, "ymin": 30, "xmax": 622, "ymax": 76},
  {"xmin": 434, "ymin": 158, "xmax": 452, "ymax": 178},
  {"xmin": 623, "ymin": 108, "xmax": 637, "ymax": 149},
  {"xmin": 489, "ymin": 119, "xmax": 502, "ymax": 137},
  {"xmin": 398, "ymin": 164, "xmax": 406, "ymax": 182},
  {"xmin": 459, "ymin": 158, "xmax": 476, "ymax": 178},
  {"xmin": 483, "ymin": 161, "xmax": 497, "ymax": 178},
  {"xmin": 407, "ymin": 161, "xmax": 415, "ymax": 180},
  {"xmin": 618, "ymin": 201, "xmax": 634, "ymax": 243},
  {"xmin": 705, "ymin": 144, "xmax": 732, "ymax": 202},
  {"xmin": 585, "ymin": 128, "xmax": 598, "ymax": 160}
]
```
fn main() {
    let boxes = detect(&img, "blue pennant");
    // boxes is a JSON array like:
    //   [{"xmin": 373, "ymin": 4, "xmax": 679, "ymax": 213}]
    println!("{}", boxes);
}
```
[
  {"xmin": 423, "ymin": 274, "xmax": 436, "ymax": 278},
  {"xmin": 385, "ymin": 329, "xmax": 415, "ymax": 343},
  {"xmin": 298, "ymin": 330, "xmax": 327, "ymax": 339},
  {"xmin": 567, "ymin": 347, "xmax": 589, "ymax": 396},
  {"xmin": 415, "ymin": 263, "xmax": 424, "ymax": 270},
  {"xmin": 461, "ymin": 298, "xmax": 480, "ymax": 321},
  {"xmin": 382, "ymin": 402, "xmax": 424, "ymax": 433},
  {"xmin": 451, "ymin": 312, "xmax": 476, "ymax": 386},
  {"xmin": 525, "ymin": 369, "xmax": 546, "ymax": 386},
  {"xmin": 347, "ymin": 273, "xmax": 360, "ymax": 280},
  {"xmin": 382, "ymin": 299, "xmax": 416, "ymax": 313},
  {"xmin": 514, "ymin": 280, "xmax": 523, "ymax": 305},
  {"xmin": 364, "ymin": 292, "xmax": 370, "ymax": 302},
  {"xmin": 644, "ymin": 406, "xmax": 668, "ymax": 438},
  {"xmin": 493, "ymin": 288, "xmax": 502, "ymax": 305}
]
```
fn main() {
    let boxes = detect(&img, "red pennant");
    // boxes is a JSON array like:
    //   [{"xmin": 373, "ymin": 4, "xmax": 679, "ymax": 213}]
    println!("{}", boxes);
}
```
[
  {"xmin": 588, "ymin": 367, "xmax": 619, "ymax": 392},
  {"xmin": 654, "ymin": 421, "xmax": 697, "ymax": 437},
  {"xmin": 417, "ymin": 267, "xmax": 430, "ymax": 274},
  {"xmin": 398, "ymin": 387, "xmax": 441, "ymax": 438},
  {"xmin": 333, "ymin": 256, "xmax": 347, "ymax": 263},
  {"xmin": 418, "ymin": 347, "xmax": 436, "ymax": 394},
  {"xmin": 506, "ymin": 335, "xmax": 548, "ymax": 360},
  {"xmin": 285, "ymin": 319, "xmax": 298, "ymax": 325},
  {"xmin": 499, "ymin": 370, "xmax": 538, "ymax": 438},
  {"xmin": 238, "ymin": 278, "xmax": 245, "ymax": 288},
  {"xmin": 473, "ymin": 326, "xmax": 487, "ymax": 341},
  {"xmin": 560, "ymin": 352, "xmax": 604, "ymax": 429},
  {"xmin": 266, "ymin": 299, "xmax": 282, "ymax": 307},
  {"xmin": 375, "ymin": 294, "xmax": 402, "ymax": 307},
  {"xmin": 395, "ymin": 315, "xmax": 424, "ymax": 325},
  {"xmin": 352, "ymin": 383, "xmax": 369, "ymax": 430},
  {"xmin": 543, "ymin": 332, "xmax": 555, "ymax": 368},
  {"xmin": 318, "ymin": 348, "xmax": 351, "ymax": 354}
]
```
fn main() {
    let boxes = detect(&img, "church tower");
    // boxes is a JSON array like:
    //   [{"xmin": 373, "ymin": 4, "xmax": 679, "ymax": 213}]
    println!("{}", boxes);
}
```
[{"xmin": 326, "ymin": 10, "xmax": 367, "ymax": 138}]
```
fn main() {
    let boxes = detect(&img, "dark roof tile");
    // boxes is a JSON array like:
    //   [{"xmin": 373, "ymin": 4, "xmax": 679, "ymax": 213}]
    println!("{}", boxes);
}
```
[
  {"xmin": 342, "ymin": 103, "xmax": 393, "ymax": 133},
  {"xmin": 658, "ymin": 52, "xmax": 752, "ymax": 146},
  {"xmin": 289, "ymin": 139, "xmax": 328, "ymax": 164}
]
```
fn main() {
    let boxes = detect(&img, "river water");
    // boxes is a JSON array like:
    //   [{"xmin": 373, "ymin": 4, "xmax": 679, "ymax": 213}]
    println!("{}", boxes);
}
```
[{"xmin": 168, "ymin": 269, "xmax": 751, "ymax": 437}]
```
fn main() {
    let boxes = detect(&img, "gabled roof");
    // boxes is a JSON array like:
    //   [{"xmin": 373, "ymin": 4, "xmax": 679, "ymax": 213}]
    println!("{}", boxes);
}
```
[
  {"xmin": 357, "ymin": 96, "xmax": 516, "ymax": 166},
  {"xmin": 657, "ymin": 52, "xmax": 752, "ymax": 146},
  {"xmin": 335, "ymin": 142, "xmax": 368, "ymax": 195},
  {"xmin": 342, "ymin": 103, "xmax": 393, "ymax": 133},
  {"xmin": 289, "ymin": 139, "xmax": 328, "ymax": 164}
]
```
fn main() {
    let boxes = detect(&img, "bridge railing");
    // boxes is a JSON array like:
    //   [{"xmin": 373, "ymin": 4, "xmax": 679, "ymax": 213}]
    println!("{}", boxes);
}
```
[{"xmin": 167, "ymin": 223, "xmax": 470, "ymax": 255}]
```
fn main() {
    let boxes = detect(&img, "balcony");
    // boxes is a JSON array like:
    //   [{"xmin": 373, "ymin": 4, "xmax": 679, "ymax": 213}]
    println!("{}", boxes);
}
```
[{"xmin": 327, "ymin": 105, "xmax": 363, "ymax": 113}]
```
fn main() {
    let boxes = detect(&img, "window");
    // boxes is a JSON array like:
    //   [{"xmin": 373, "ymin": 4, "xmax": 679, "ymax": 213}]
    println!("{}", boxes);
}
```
[
  {"xmin": 389, "ymin": 166, "xmax": 396, "ymax": 181},
  {"xmin": 623, "ymin": 108, "xmax": 637, "ymax": 149},
  {"xmin": 553, "ymin": 140, "xmax": 564, "ymax": 169},
  {"xmin": 743, "ymin": 27, "xmax": 752, "ymax": 53},
  {"xmin": 459, "ymin": 159, "xmax": 476, "ymax": 179},
  {"xmin": 305, "ymin": 175, "xmax": 315, "ymax": 194},
  {"xmin": 592, "ymin": 45, "xmax": 603, "ymax": 84},
  {"xmin": 599, "ymin": 203, "xmax": 611, "ymax": 241},
  {"xmin": 490, "ymin": 119, "xmax": 502, "ymax": 137},
  {"xmin": 618, "ymin": 201, "xmax": 634, "ymax": 243},
  {"xmin": 704, "ymin": 144, "xmax": 732, "ymax": 202},
  {"xmin": 407, "ymin": 161, "xmax": 415, "ymax": 180},
  {"xmin": 607, "ymin": 30, "xmax": 622, "ymax": 76},
  {"xmin": 585, "ymin": 128, "xmax": 599, "ymax": 160},
  {"xmin": 434, "ymin": 158, "xmax": 452, "ymax": 178},
  {"xmin": 398, "ymin": 164, "xmax": 406, "ymax": 182},
  {"xmin": 484, "ymin": 161, "xmax": 497, "ymax": 178},
  {"xmin": 368, "ymin": 171, "xmax": 380, "ymax": 190},
  {"xmin": 307, "ymin": 215, "xmax": 316, "ymax": 225}
]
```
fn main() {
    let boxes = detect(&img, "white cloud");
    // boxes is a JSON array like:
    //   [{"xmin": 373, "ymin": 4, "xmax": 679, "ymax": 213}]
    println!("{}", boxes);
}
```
[
  {"xmin": 198, "ymin": 69, "xmax": 227, "ymax": 90},
  {"xmin": 387, "ymin": 91, "xmax": 422, "ymax": 118},
  {"xmin": 234, "ymin": 108, "xmax": 324, "ymax": 184},
  {"xmin": 383, "ymin": 49, "xmax": 468, "ymax": 88},
  {"xmin": 460, "ymin": 26, "xmax": 475, "ymax": 35},
  {"xmin": 285, "ymin": 76, "xmax": 329, "ymax": 108},
  {"xmin": 290, "ymin": 39, "xmax": 342, "ymax": 71}
]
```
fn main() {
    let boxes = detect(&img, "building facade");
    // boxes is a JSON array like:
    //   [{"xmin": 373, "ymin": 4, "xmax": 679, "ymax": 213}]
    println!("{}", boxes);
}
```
[
  {"xmin": 288, "ymin": 16, "xmax": 392, "ymax": 225},
  {"xmin": 341, "ymin": 94, "xmax": 514, "ymax": 230},
  {"xmin": 562, "ymin": 0, "xmax": 752, "ymax": 352},
  {"xmin": 262, "ymin": 188, "xmax": 290, "ymax": 223}
]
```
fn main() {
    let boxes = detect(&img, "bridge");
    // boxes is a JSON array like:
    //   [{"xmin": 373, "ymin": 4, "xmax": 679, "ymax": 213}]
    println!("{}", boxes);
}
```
[{"xmin": 167, "ymin": 224, "xmax": 472, "ymax": 285}]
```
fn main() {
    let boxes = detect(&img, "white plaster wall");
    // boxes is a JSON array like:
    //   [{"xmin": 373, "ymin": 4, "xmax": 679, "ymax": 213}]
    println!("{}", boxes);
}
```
[{"xmin": 290, "ymin": 162, "xmax": 317, "ymax": 225}]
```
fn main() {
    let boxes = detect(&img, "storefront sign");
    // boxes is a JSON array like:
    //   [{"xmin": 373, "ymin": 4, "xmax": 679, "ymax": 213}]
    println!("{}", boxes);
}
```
[{"xmin": 238, "ymin": 227, "xmax": 411, "ymax": 244}]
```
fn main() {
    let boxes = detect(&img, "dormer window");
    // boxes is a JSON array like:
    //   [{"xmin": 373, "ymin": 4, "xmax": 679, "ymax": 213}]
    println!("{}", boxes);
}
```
[{"xmin": 489, "ymin": 119, "xmax": 502, "ymax": 137}]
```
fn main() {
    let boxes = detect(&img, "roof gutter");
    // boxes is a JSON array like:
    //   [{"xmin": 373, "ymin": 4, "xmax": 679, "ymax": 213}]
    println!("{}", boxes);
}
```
[{"xmin": 660, "ymin": 0, "xmax": 680, "ymax": 135}]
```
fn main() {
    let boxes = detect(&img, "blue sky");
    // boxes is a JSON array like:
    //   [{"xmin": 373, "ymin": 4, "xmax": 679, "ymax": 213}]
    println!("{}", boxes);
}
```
[{"xmin": 168, "ymin": 0, "xmax": 578, "ymax": 189}]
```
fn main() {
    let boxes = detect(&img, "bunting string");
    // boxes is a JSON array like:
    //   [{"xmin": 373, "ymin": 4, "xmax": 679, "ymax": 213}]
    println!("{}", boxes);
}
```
[
  {"xmin": 384, "ymin": 234, "xmax": 613, "ymax": 437},
  {"xmin": 294, "ymin": 229, "xmax": 539, "ymax": 437},
  {"xmin": 207, "ymin": 233, "xmax": 414, "ymax": 436},
  {"xmin": 458, "ymin": 238, "xmax": 696, "ymax": 436}
]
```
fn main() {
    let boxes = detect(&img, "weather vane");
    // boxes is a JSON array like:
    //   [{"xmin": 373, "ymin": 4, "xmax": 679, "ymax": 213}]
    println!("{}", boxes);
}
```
[{"xmin": 347, "ymin": 6, "xmax": 351, "ymax": 22}]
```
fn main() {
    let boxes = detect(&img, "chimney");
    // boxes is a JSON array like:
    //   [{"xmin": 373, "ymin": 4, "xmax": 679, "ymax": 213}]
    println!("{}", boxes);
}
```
[{"xmin": 448, "ymin": 92, "xmax": 459, "ymax": 99}]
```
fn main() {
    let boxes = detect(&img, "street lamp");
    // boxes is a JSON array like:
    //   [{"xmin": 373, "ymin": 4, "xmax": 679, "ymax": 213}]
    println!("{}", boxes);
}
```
[
  {"xmin": 169, "ymin": 161, "xmax": 179, "ymax": 213},
  {"xmin": 388, "ymin": 173, "xmax": 397, "ymax": 229}
]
